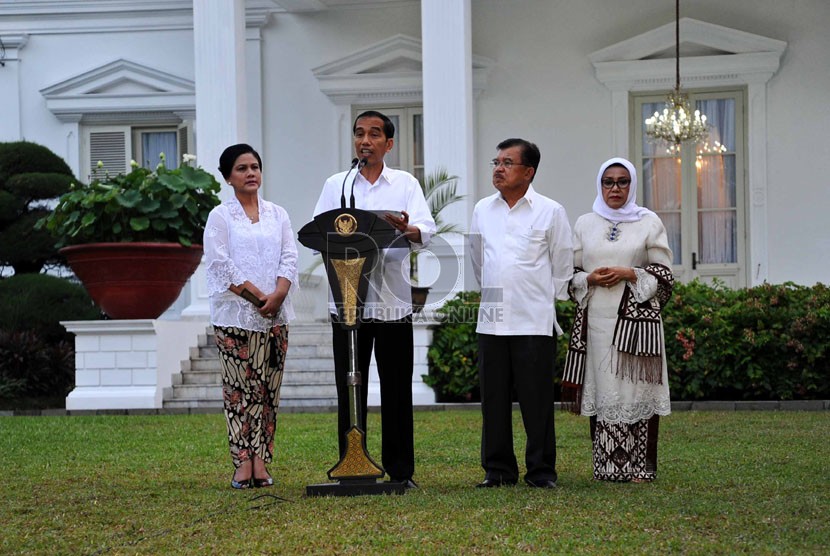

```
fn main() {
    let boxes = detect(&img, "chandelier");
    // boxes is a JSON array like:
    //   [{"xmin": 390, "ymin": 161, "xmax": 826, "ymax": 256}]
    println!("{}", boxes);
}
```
[{"xmin": 644, "ymin": 0, "xmax": 709, "ymax": 147}]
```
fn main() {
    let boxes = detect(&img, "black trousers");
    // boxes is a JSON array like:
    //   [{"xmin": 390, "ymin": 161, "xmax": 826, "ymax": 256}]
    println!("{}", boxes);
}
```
[
  {"xmin": 331, "ymin": 316, "xmax": 414, "ymax": 481},
  {"xmin": 478, "ymin": 333, "xmax": 557, "ymax": 483}
]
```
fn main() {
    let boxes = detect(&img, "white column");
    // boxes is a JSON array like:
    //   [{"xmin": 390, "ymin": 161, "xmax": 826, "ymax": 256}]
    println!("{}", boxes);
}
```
[
  {"xmin": 747, "ymin": 81, "xmax": 769, "ymax": 286},
  {"xmin": 416, "ymin": 0, "xmax": 475, "ymax": 404},
  {"xmin": 0, "ymin": 35, "xmax": 28, "ymax": 141},
  {"xmin": 183, "ymin": 1, "xmax": 248, "ymax": 317},
  {"xmin": 421, "ymin": 0, "xmax": 474, "ymax": 233}
]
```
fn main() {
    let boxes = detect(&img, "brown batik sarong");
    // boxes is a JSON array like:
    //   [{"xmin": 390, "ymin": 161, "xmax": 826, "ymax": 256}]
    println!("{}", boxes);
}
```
[
  {"xmin": 214, "ymin": 325, "xmax": 288, "ymax": 468},
  {"xmin": 590, "ymin": 415, "xmax": 660, "ymax": 482}
]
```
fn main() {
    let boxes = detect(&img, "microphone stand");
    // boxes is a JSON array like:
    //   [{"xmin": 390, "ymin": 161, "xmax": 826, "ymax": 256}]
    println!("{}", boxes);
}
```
[
  {"xmin": 349, "ymin": 157, "xmax": 367, "ymax": 209},
  {"xmin": 340, "ymin": 158, "xmax": 359, "ymax": 209}
]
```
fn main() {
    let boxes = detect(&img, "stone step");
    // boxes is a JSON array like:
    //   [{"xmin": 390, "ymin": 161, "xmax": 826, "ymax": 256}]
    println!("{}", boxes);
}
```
[
  {"xmin": 196, "ymin": 343, "xmax": 333, "ymax": 360},
  {"xmin": 179, "ymin": 368, "xmax": 334, "ymax": 386},
  {"xmin": 163, "ymin": 322, "xmax": 338, "ymax": 410},
  {"xmin": 188, "ymin": 357, "xmax": 334, "ymax": 373},
  {"xmin": 165, "ymin": 382, "xmax": 337, "ymax": 401}
]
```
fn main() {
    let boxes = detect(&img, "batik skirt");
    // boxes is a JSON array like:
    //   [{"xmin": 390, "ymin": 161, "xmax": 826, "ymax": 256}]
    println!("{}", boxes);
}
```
[
  {"xmin": 590, "ymin": 415, "xmax": 660, "ymax": 482},
  {"xmin": 214, "ymin": 325, "xmax": 288, "ymax": 468}
]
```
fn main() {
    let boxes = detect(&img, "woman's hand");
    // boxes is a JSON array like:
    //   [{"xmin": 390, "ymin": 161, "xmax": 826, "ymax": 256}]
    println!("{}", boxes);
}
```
[
  {"xmin": 259, "ymin": 277, "xmax": 292, "ymax": 319},
  {"xmin": 259, "ymin": 291, "xmax": 285, "ymax": 319},
  {"xmin": 587, "ymin": 266, "xmax": 636, "ymax": 288}
]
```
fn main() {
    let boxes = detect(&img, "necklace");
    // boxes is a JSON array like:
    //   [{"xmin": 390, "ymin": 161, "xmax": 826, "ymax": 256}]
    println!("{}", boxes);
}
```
[{"xmin": 606, "ymin": 221, "xmax": 622, "ymax": 242}]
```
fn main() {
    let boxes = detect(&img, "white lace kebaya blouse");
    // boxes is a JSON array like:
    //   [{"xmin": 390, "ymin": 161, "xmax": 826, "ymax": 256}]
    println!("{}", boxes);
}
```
[{"xmin": 204, "ymin": 195, "xmax": 299, "ymax": 332}]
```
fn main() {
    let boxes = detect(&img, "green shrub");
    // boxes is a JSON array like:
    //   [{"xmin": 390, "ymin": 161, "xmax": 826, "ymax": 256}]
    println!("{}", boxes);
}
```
[
  {"xmin": 424, "ymin": 291, "xmax": 481, "ymax": 401},
  {"xmin": 664, "ymin": 280, "xmax": 830, "ymax": 400},
  {"xmin": 0, "ymin": 329, "xmax": 75, "ymax": 400},
  {"xmin": 426, "ymin": 282, "xmax": 830, "ymax": 402},
  {"xmin": 0, "ymin": 273, "xmax": 101, "ymax": 342},
  {"xmin": 0, "ymin": 274, "xmax": 101, "ymax": 401}
]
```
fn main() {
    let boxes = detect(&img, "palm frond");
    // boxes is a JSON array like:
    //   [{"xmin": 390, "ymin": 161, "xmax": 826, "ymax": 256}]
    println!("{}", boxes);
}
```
[{"xmin": 419, "ymin": 167, "xmax": 464, "ymax": 233}]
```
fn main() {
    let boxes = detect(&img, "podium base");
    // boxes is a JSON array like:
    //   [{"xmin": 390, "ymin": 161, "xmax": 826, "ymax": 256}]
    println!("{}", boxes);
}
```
[{"xmin": 306, "ymin": 479, "xmax": 406, "ymax": 497}]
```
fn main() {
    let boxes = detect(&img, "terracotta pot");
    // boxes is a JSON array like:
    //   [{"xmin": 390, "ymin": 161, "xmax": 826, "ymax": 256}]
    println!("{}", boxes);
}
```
[{"xmin": 60, "ymin": 242, "xmax": 203, "ymax": 319}]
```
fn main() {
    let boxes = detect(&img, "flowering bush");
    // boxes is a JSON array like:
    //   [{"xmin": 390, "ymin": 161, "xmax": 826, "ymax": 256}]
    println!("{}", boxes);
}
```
[
  {"xmin": 663, "ymin": 280, "xmax": 830, "ymax": 400},
  {"xmin": 37, "ymin": 154, "xmax": 221, "ymax": 248}
]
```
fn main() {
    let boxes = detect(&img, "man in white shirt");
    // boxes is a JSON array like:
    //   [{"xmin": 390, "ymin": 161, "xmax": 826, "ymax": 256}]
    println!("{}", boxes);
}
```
[
  {"xmin": 313, "ymin": 111, "xmax": 436, "ymax": 489},
  {"xmin": 470, "ymin": 138, "xmax": 574, "ymax": 488}
]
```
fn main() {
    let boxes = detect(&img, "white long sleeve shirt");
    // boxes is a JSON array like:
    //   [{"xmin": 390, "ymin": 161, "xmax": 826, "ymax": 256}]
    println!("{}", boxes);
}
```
[
  {"xmin": 204, "ymin": 196, "xmax": 299, "ymax": 331},
  {"xmin": 470, "ymin": 185, "xmax": 574, "ymax": 336},
  {"xmin": 313, "ymin": 163, "xmax": 436, "ymax": 321}
]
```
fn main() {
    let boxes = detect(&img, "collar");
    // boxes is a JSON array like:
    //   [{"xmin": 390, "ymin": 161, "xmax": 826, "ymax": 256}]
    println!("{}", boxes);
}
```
[
  {"xmin": 496, "ymin": 183, "xmax": 537, "ymax": 208},
  {"xmin": 361, "ymin": 161, "xmax": 391, "ymax": 187}
]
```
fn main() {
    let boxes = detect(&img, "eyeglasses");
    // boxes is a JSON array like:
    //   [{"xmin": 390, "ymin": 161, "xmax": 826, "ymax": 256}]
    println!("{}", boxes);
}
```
[
  {"xmin": 490, "ymin": 159, "xmax": 527, "ymax": 170},
  {"xmin": 600, "ymin": 178, "xmax": 631, "ymax": 189}
]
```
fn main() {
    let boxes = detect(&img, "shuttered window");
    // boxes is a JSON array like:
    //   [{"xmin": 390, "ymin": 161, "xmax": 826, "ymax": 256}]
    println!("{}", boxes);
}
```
[{"xmin": 86, "ymin": 127, "xmax": 130, "ymax": 180}]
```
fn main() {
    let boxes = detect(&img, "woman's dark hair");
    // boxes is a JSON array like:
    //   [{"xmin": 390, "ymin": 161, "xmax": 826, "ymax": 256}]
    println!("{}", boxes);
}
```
[
  {"xmin": 353, "ymin": 110, "xmax": 396, "ymax": 139},
  {"xmin": 218, "ymin": 143, "xmax": 262, "ymax": 179}
]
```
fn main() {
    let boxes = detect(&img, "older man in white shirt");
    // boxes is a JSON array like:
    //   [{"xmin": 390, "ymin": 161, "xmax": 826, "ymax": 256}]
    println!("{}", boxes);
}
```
[
  {"xmin": 470, "ymin": 138, "xmax": 573, "ymax": 489},
  {"xmin": 313, "ymin": 111, "xmax": 436, "ymax": 489}
]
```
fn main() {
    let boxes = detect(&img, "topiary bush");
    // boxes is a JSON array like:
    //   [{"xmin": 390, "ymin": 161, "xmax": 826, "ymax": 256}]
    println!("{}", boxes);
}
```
[
  {"xmin": 426, "ymin": 282, "xmax": 830, "ymax": 402},
  {"xmin": 0, "ymin": 141, "xmax": 76, "ymax": 274},
  {"xmin": 0, "ymin": 274, "xmax": 101, "ymax": 402}
]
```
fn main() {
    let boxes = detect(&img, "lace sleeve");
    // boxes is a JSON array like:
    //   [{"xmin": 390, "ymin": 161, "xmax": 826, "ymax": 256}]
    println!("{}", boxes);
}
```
[
  {"xmin": 204, "ymin": 209, "xmax": 247, "ymax": 296},
  {"xmin": 276, "ymin": 209, "xmax": 299, "ymax": 288},
  {"xmin": 630, "ymin": 267, "xmax": 658, "ymax": 303},
  {"xmin": 570, "ymin": 270, "xmax": 591, "ymax": 308}
]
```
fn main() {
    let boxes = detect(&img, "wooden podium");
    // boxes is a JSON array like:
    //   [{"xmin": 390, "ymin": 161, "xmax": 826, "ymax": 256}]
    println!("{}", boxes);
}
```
[{"xmin": 298, "ymin": 206, "xmax": 408, "ymax": 496}]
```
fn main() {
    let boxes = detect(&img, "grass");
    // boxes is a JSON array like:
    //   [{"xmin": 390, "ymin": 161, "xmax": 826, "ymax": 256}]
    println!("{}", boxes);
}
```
[{"xmin": 1, "ymin": 410, "xmax": 827, "ymax": 555}]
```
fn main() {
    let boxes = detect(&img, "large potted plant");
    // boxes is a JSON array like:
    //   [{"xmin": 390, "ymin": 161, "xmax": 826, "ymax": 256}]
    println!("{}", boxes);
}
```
[
  {"xmin": 411, "ymin": 168, "xmax": 464, "ymax": 313},
  {"xmin": 37, "ymin": 154, "xmax": 221, "ymax": 319}
]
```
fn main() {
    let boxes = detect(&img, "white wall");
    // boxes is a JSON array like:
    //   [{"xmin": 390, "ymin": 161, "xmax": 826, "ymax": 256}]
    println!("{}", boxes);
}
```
[{"xmin": 13, "ymin": 30, "xmax": 195, "ymax": 175}]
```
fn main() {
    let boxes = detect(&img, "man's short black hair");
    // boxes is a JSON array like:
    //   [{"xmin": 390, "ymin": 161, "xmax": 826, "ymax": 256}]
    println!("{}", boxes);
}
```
[
  {"xmin": 497, "ymin": 138, "xmax": 540, "ymax": 175},
  {"xmin": 353, "ymin": 110, "xmax": 396, "ymax": 139}
]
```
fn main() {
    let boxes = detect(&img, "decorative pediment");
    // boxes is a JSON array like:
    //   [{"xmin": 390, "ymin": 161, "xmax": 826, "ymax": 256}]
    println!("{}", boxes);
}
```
[
  {"xmin": 40, "ymin": 59, "xmax": 195, "ymax": 122},
  {"xmin": 590, "ymin": 18, "xmax": 787, "ymax": 91},
  {"xmin": 312, "ymin": 34, "xmax": 492, "ymax": 105}
]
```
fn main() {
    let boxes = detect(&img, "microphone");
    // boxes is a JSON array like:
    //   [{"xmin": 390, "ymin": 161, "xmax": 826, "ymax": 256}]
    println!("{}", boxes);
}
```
[
  {"xmin": 349, "ymin": 157, "xmax": 368, "ymax": 208},
  {"xmin": 339, "ymin": 158, "xmax": 360, "ymax": 208}
]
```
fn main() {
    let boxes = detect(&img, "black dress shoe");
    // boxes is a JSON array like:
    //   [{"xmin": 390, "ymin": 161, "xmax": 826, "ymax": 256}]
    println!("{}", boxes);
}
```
[
  {"xmin": 231, "ymin": 477, "xmax": 252, "ymax": 489},
  {"xmin": 524, "ymin": 478, "xmax": 558, "ymax": 489},
  {"xmin": 476, "ymin": 478, "xmax": 517, "ymax": 488},
  {"xmin": 253, "ymin": 476, "xmax": 274, "ymax": 488},
  {"xmin": 388, "ymin": 479, "xmax": 418, "ymax": 489}
]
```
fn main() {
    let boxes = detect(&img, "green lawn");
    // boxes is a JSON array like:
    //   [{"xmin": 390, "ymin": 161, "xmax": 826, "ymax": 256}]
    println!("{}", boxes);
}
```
[{"xmin": 1, "ymin": 410, "xmax": 827, "ymax": 555}]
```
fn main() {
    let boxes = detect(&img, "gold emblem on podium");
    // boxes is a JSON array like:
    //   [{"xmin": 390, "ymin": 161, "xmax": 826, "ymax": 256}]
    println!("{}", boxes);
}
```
[{"xmin": 334, "ymin": 213, "xmax": 358, "ymax": 237}]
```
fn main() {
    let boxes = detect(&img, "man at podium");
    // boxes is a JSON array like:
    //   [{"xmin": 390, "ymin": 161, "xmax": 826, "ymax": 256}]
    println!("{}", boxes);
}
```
[{"xmin": 313, "ymin": 110, "xmax": 436, "ymax": 489}]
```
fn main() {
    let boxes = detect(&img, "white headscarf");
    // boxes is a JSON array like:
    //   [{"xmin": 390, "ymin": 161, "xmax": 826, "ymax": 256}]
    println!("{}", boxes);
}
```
[{"xmin": 592, "ymin": 157, "xmax": 655, "ymax": 223}]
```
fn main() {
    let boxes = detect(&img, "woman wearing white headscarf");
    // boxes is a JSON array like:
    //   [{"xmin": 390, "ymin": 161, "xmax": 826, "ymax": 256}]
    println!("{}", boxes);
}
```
[{"xmin": 562, "ymin": 157, "xmax": 674, "ymax": 482}]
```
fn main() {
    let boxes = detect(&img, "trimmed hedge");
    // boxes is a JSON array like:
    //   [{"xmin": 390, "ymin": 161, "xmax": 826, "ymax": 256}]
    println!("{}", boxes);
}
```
[
  {"xmin": 0, "ymin": 274, "xmax": 101, "ymax": 401},
  {"xmin": 425, "ymin": 281, "xmax": 830, "ymax": 402}
]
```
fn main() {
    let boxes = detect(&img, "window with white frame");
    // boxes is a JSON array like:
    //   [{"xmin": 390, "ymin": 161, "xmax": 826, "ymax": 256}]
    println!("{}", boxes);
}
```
[
  {"xmin": 82, "ymin": 122, "xmax": 193, "ymax": 181},
  {"xmin": 632, "ymin": 88, "xmax": 746, "ymax": 287}
]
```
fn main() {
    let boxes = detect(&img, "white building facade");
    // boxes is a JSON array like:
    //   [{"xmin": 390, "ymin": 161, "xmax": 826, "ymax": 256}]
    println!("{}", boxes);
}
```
[{"xmin": 2, "ymin": 0, "xmax": 828, "ymax": 407}]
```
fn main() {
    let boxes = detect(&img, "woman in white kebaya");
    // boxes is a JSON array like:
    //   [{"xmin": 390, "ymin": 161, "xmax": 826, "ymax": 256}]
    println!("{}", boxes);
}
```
[
  {"xmin": 203, "ymin": 144, "xmax": 298, "ymax": 489},
  {"xmin": 563, "ymin": 157, "xmax": 674, "ymax": 482}
]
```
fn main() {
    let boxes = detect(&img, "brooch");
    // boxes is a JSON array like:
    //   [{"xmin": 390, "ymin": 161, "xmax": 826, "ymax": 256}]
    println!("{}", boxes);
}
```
[{"xmin": 606, "ymin": 222, "xmax": 621, "ymax": 242}]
